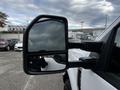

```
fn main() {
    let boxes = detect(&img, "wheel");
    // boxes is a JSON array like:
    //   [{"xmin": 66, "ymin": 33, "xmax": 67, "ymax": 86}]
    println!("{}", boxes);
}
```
[
  {"xmin": 64, "ymin": 80, "xmax": 72, "ymax": 90},
  {"xmin": 6, "ymin": 46, "xmax": 10, "ymax": 51}
]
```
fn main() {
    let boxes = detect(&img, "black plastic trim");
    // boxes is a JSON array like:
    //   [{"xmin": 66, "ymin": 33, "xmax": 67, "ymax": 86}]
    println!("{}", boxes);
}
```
[
  {"xmin": 68, "ymin": 42, "xmax": 103, "ymax": 53},
  {"xmin": 23, "ymin": 15, "xmax": 68, "ymax": 75}
]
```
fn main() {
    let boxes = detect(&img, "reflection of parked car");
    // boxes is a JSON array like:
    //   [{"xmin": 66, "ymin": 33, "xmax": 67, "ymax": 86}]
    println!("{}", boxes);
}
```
[
  {"xmin": 14, "ymin": 41, "xmax": 23, "ymax": 51},
  {"xmin": 0, "ymin": 39, "xmax": 10, "ymax": 51},
  {"xmin": 7, "ymin": 39, "xmax": 19, "ymax": 50}
]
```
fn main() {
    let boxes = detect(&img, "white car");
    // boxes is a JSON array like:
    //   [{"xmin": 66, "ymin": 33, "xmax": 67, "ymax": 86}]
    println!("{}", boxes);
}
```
[{"xmin": 14, "ymin": 41, "xmax": 23, "ymax": 51}]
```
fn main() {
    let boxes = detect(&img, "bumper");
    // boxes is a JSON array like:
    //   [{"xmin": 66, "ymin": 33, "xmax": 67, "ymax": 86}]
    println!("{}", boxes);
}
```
[
  {"xmin": 14, "ymin": 47, "xmax": 23, "ymax": 51},
  {"xmin": 0, "ymin": 46, "xmax": 7, "ymax": 50}
]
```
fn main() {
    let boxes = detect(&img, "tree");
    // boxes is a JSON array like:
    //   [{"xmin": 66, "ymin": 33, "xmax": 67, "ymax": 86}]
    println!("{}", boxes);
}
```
[{"xmin": 0, "ymin": 11, "xmax": 8, "ymax": 27}]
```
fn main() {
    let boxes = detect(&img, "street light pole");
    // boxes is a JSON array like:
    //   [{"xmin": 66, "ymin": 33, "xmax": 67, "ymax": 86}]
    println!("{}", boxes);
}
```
[
  {"xmin": 18, "ymin": 26, "xmax": 20, "ymax": 41},
  {"xmin": 105, "ymin": 14, "xmax": 108, "ymax": 28},
  {"xmin": 80, "ymin": 21, "xmax": 84, "ymax": 29}
]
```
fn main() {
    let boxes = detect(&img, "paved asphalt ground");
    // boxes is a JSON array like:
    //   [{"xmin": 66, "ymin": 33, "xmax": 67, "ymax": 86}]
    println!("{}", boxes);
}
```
[{"xmin": 0, "ymin": 51, "xmax": 64, "ymax": 90}]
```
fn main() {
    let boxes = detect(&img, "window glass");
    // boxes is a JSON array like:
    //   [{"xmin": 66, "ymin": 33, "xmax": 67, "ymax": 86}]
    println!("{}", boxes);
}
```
[
  {"xmin": 109, "ymin": 27, "xmax": 120, "ymax": 72},
  {"xmin": 96, "ymin": 26, "xmax": 120, "ymax": 90},
  {"xmin": 115, "ymin": 27, "xmax": 120, "ymax": 47}
]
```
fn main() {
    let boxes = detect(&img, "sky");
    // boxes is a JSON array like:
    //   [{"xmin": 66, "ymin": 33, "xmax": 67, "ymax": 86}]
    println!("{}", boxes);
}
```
[{"xmin": 0, "ymin": 0, "xmax": 120, "ymax": 29}]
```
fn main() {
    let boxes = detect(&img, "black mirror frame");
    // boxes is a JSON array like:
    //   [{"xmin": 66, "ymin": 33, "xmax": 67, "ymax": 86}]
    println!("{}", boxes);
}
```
[{"xmin": 23, "ymin": 15, "xmax": 68, "ymax": 75}]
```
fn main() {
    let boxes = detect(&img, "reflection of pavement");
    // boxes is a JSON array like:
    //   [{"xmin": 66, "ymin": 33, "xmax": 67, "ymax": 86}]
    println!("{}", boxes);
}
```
[
  {"xmin": 41, "ymin": 58, "xmax": 65, "ymax": 71},
  {"xmin": 0, "ymin": 51, "xmax": 64, "ymax": 90}
]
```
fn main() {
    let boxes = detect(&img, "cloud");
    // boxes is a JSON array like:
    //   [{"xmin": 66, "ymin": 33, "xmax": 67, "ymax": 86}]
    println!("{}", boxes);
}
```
[
  {"xmin": 96, "ymin": 1, "xmax": 114, "ymax": 14},
  {"xmin": 7, "ymin": 15, "xmax": 34, "ymax": 25},
  {"xmin": 0, "ymin": 0, "xmax": 120, "ymax": 28},
  {"xmin": 27, "ymin": 4, "xmax": 39, "ymax": 9}
]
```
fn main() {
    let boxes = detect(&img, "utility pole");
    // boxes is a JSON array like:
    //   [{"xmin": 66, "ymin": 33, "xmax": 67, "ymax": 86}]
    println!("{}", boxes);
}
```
[
  {"xmin": 80, "ymin": 21, "xmax": 84, "ymax": 29},
  {"xmin": 103, "ymin": 0, "xmax": 111, "ymax": 29},
  {"xmin": 17, "ymin": 26, "xmax": 20, "ymax": 41},
  {"xmin": 105, "ymin": 14, "xmax": 108, "ymax": 29}
]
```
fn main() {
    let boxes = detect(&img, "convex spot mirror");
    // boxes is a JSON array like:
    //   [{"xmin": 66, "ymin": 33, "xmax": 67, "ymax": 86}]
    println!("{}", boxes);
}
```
[{"xmin": 23, "ymin": 15, "xmax": 68, "ymax": 75}]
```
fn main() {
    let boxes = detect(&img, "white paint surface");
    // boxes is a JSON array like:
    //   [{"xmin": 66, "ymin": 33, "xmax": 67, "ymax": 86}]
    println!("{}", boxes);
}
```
[
  {"xmin": 81, "ymin": 69, "xmax": 117, "ymax": 90},
  {"xmin": 68, "ymin": 49, "xmax": 90, "ymax": 90},
  {"xmin": 68, "ymin": 49, "xmax": 117, "ymax": 90},
  {"xmin": 23, "ymin": 75, "xmax": 34, "ymax": 90}
]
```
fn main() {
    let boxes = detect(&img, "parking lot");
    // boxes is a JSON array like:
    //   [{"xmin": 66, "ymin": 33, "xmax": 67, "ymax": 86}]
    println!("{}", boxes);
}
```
[{"xmin": 0, "ymin": 51, "xmax": 64, "ymax": 90}]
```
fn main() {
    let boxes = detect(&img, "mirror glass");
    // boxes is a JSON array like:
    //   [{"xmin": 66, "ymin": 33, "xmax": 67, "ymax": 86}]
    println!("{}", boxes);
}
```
[
  {"xmin": 27, "ymin": 17, "xmax": 67, "ymax": 72},
  {"xmin": 28, "ymin": 18, "xmax": 66, "ymax": 52}
]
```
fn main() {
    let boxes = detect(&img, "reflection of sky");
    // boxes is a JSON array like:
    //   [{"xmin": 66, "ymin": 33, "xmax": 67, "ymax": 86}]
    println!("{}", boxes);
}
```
[{"xmin": 28, "ymin": 20, "xmax": 65, "ymax": 52}]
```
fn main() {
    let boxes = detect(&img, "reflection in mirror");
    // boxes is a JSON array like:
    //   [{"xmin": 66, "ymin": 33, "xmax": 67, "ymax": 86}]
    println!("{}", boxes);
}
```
[
  {"xmin": 28, "ymin": 18, "xmax": 66, "ymax": 52},
  {"xmin": 28, "ymin": 54, "xmax": 66, "ymax": 72}
]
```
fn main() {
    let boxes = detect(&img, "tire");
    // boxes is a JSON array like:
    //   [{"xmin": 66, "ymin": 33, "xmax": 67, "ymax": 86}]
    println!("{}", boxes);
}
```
[
  {"xmin": 64, "ymin": 80, "xmax": 72, "ymax": 90},
  {"xmin": 6, "ymin": 46, "xmax": 10, "ymax": 51}
]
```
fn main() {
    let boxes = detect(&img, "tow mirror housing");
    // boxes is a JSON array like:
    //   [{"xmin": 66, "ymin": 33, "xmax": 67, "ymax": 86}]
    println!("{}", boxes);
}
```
[
  {"xmin": 23, "ymin": 15, "xmax": 103, "ymax": 75},
  {"xmin": 23, "ymin": 15, "xmax": 68, "ymax": 75}
]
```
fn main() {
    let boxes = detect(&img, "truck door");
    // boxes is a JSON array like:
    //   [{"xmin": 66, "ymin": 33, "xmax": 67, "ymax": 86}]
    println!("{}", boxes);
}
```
[{"xmin": 81, "ymin": 22, "xmax": 120, "ymax": 90}]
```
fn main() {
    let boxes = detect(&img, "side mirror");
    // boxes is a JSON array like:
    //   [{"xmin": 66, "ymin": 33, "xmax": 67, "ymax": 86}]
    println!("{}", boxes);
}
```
[
  {"xmin": 23, "ymin": 15, "xmax": 68, "ymax": 75},
  {"xmin": 23, "ymin": 15, "xmax": 102, "ymax": 75}
]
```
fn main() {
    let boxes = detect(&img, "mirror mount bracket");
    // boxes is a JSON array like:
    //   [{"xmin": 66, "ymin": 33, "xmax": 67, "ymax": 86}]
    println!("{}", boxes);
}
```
[
  {"xmin": 68, "ymin": 57, "xmax": 97, "ymax": 69},
  {"xmin": 68, "ymin": 42, "xmax": 103, "ymax": 53}
]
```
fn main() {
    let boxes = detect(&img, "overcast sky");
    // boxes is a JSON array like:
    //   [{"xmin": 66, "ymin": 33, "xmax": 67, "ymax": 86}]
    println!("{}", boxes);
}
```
[{"xmin": 0, "ymin": 0, "xmax": 120, "ymax": 29}]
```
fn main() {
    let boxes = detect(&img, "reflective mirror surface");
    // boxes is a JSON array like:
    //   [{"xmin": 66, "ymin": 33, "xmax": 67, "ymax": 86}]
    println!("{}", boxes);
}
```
[
  {"xmin": 25, "ymin": 17, "xmax": 67, "ymax": 72},
  {"xmin": 28, "ymin": 19, "xmax": 66, "ymax": 52}
]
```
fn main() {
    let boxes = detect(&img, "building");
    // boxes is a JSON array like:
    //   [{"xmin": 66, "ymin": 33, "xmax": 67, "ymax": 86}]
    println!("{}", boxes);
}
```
[
  {"xmin": 7, "ymin": 25, "xmax": 27, "ymax": 32},
  {"xmin": 0, "ymin": 25, "xmax": 105, "ymax": 42},
  {"xmin": 0, "ymin": 25, "xmax": 27, "ymax": 41},
  {"xmin": 69, "ymin": 28, "xmax": 105, "ymax": 42}
]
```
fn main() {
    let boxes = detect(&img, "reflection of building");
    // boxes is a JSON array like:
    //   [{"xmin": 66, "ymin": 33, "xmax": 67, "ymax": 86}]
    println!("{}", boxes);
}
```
[{"xmin": 69, "ymin": 28, "xmax": 105, "ymax": 42}]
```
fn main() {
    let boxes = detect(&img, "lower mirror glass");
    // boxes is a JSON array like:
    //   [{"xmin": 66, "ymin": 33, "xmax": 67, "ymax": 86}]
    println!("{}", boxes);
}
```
[{"xmin": 28, "ymin": 54, "xmax": 66, "ymax": 72}]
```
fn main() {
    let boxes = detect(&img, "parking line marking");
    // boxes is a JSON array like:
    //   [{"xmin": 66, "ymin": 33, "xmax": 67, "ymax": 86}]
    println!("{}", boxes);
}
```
[{"xmin": 23, "ymin": 75, "xmax": 34, "ymax": 90}]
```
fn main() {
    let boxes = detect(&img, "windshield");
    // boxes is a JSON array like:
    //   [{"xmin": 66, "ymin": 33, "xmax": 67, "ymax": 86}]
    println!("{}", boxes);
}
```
[{"xmin": 0, "ymin": 0, "xmax": 120, "ymax": 90}]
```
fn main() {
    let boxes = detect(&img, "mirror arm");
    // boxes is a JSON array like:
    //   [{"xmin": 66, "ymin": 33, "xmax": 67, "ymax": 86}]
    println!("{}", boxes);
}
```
[
  {"xmin": 68, "ymin": 57, "xmax": 97, "ymax": 69},
  {"xmin": 68, "ymin": 42, "xmax": 103, "ymax": 53}
]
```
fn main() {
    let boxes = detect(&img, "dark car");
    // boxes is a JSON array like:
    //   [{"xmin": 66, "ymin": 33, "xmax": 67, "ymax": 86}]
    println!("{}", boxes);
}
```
[
  {"xmin": 0, "ymin": 39, "xmax": 10, "ymax": 51},
  {"xmin": 7, "ymin": 39, "xmax": 19, "ymax": 50}
]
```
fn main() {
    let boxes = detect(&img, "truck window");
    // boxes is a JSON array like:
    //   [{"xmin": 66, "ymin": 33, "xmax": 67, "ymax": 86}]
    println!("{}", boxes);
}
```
[
  {"xmin": 109, "ymin": 27, "xmax": 120, "ymax": 72},
  {"xmin": 99, "ymin": 27, "xmax": 120, "ymax": 89},
  {"xmin": 115, "ymin": 27, "xmax": 120, "ymax": 47}
]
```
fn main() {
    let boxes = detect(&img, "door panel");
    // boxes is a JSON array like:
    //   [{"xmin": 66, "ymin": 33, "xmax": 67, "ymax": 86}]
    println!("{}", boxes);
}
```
[{"xmin": 81, "ymin": 68, "xmax": 117, "ymax": 90}]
